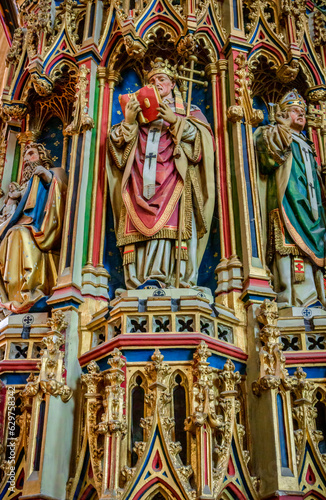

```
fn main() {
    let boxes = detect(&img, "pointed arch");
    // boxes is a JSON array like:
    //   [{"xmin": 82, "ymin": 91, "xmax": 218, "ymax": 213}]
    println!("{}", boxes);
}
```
[
  {"xmin": 131, "ymin": 477, "xmax": 183, "ymax": 500},
  {"xmin": 78, "ymin": 484, "xmax": 98, "ymax": 500},
  {"xmin": 313, "ymin": 387, "xmax": 326, "ymax": 454},
  {"xmin": 130, "ymin": 371, "xmax": 146, "ymax": 467},
  {"xmin": 303, "ymin": 492, "xmax": 326, "ymax": 500},
  {"xmin": 170, "ymin": 369, "xmax": 189, "ymax": 464},
  {"xmin": 145, "ymin": 485, "xmax": 171, "ymax": 500},
  {"xmin": 220, "ymin": 482, "xmax": 248, "ymax": 500}
]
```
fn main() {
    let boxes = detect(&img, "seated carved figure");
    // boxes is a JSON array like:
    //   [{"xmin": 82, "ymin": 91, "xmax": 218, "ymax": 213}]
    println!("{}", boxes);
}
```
[
  {"xmin": 108, "ymin": 58, "xmax": 215, "ymax": 290},
  {"xmin": 0, "ymin": 143, "xmax": 67, "ymax": 314},
  {"xmin": 254, "ymin": 90, "xmax": 326, "ymax": 308}
]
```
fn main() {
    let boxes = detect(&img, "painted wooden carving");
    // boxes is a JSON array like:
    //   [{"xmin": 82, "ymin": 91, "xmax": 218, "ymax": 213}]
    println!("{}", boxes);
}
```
[
  {"xmin": 108, "ymin": 58, "xmax": 215, "ymax": 290},
  {"xmin": 0, "ymin": 143, "xmax": 67, "ymax": 315},
  {"xmin": 254, "ymin": 90, "xmax": 326, "ymax": 308}
]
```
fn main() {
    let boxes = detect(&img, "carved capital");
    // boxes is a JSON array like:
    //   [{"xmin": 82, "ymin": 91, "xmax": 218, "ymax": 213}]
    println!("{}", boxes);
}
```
[{"xmin": 2, "ymin": 102, "xmax": 28, "ymax": 121}]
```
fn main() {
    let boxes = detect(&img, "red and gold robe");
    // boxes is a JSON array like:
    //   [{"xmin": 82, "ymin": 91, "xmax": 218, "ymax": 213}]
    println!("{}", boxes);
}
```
[{"xmin": 108, "ymin": 101, "xmax": 215, "ymax": 289}]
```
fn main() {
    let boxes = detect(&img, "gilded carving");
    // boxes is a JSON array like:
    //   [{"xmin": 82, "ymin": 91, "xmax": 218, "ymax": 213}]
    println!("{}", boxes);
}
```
[
  {"xmin": 30, "ymin": 73, "xmax": 54, "ymax": 96},
  {"xmin": 5, "ymin": 28, "xmax": 24, "ymax": 66},
  {"xmin": 81, "ymin": 361, "xmax": 104, "ymax": 493},
  {"xmin": 308, "ymin": 88, "xmax": 326, "ymax": 103},
  {"xmin": 22, "ymin": 310, "xmax": 72, "ymax": 403},
  {"xmin": 314, "ymin": 10, "xmax": 326, "ymax": 47},
  {"xmin": 145, "ymin": 348, "xmax": 171, "ymax": 390},
  {"xmin": 234, "ymin": 53, "xmax": 250, "ymax": 107},
  {"xmin": 52, "ymin": 0, "xmax": 80, "ymax": 47},
  {"xmin": 288, "ymin": 367, "xmax": 320, "ymax": 465},
  {"xmin": 244, "ymin": 0, "xmax": 284, "ymax": 41},
  {"xmin": 0, "ymin": 143, "xmax": 67, "ymax": 315},
  {"xmin": 0, "ymin": 136, "xmax": 7, "ymax": 191},
  {"xmin": 276, "ymin": 61, "xmax": 300, "ymax": 84},
  {"xmin": 2, "ymin": 103, "xmax": 28, "ymax": 121},
  {"xmin": 252, "ymin": 300, "xmax": 287, "ymax": 396},
  {"xmin": 65, "ymin": 64, "xmax": 94, "ymax": 135},
  {"xmin": 124, "ymin": 35, "xmax": 147, "ymax": 59},
  {"xmin": 177, "ymin": 34, "xmax": 197, "ymax": 58},
  {"xmin": 254, "ymin": 90, "xmax": 326, "ymax": 308},
  {"xmin": 227, "ymin": 105, "xmax": 244, "ymax": 123}
]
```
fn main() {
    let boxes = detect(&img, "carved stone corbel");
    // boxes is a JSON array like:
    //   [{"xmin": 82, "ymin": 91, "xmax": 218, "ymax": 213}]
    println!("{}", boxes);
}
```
[
  {"xmin": 227, "ymin": 105, "xmax": 244, "ymax": 123},
  {"xmin": 276, "ymin": 60, "xmax": 300, "ymax": 84},
  {"xmin": 124, "ymin": 35, "xmax": 147, "ymax": 59},
  {"xmin": 30, "ymin": 72, "xmax": 54, "ymax": 96}
]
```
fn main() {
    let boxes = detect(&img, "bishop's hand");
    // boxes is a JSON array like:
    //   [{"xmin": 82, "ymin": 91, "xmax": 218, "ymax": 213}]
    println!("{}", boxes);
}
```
[
  {"xmin": 157, "ymin": 103, "xmax": 177, "ymax": 125},
  {"xmin": 275, "ymin": 108, "xmax": 292, "ymax": 128},
  {"xmin": 125, "ymin": 97, "xmax": 141, "ymax": 125}
]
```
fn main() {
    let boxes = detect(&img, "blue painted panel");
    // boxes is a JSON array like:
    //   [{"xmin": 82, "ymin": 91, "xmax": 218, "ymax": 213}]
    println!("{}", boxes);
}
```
[
  {"xmin": 95, "ymin": 347, "xmax": 246, "ymax": 374},
  {"xmin": 277, "ymin": 393, "xmax": 289, "ymax": 469},
  {"xmin": 193, "ymin": 79, "xmax": 220, "ymax": 292},
  {"xmin": 38, "ymin": 116, "xmax": 64, "ymax": 169},
  {"xmin": 0, "ymin": 373, "xmax": 31, "ymax": 385},
  {"xmin": 287, "ymin": 366, "xmax": 326, "ymax": 379},
  {"xmin": 233, "ymin": 0, "xmax": 239, "ymax": 28}
]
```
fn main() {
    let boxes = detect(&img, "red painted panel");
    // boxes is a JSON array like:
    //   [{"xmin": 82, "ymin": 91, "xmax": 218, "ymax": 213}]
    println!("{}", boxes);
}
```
[
  {"xmin": 285, "ymin": 352, "xmax": 326, "ymax": 365},
  {"xmin": 0, "ymin": 360, "xmax": 38, "ymax": 373}
]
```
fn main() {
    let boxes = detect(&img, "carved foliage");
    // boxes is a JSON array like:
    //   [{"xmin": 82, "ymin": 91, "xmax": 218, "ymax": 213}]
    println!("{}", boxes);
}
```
[
  {"xmin": 65, "ymin": 64, "xmax": 94, "ymax": 135},
  {"xmin": 52, "ymin": 0, "xmax": 80, "ymax": 46},
  {"xmin": 244, "ymin": 0, "xmax": 284, "ymax": 41},
  {"xmin": 6, "ymin": 28, "xmax": 24, "ymax": 66},
  {"xmin": 314, "ymin": 10, "xmax": 326, "ymax": 47},
  {"xmin": 21, "ymin": 310, "xmax": 72, "ymax": 403},
  {"xmin": 287, "ymin": 367, "xmax": 319, "ymax": 465},
  {"xmin": 213, "ymin": 360, "xmax": 241, "ymax": 494},
  {"xmin": 81, "ymin": 360, "xmax": 104, "ymax": 491},
  {"xmin": 252, "ymin": 300, "xmax": 288, "ymax": 396}
]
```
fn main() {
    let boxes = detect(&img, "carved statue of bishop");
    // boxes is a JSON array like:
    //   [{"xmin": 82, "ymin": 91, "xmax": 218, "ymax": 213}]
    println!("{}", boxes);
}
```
[
  {"xmin": 108, "ymin": 58, "xmax": 215, "ymax": 290},
  {"xmin": 254, "ymin": 90, "xmax": 326, "ymax": 308}
]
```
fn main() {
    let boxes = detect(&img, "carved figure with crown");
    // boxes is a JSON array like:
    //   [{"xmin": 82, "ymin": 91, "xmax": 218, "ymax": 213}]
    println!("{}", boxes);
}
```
[
  {"xmin": 254, "ymin": 89, "xmax": 326, "ymax": 308},
  {"xmin": 0, "ymin": 142, "xmax": 67, "ymax": 315},
  {"xmin": 108, "ymin": 58, "xmax": 215, "ymax": 290}
]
